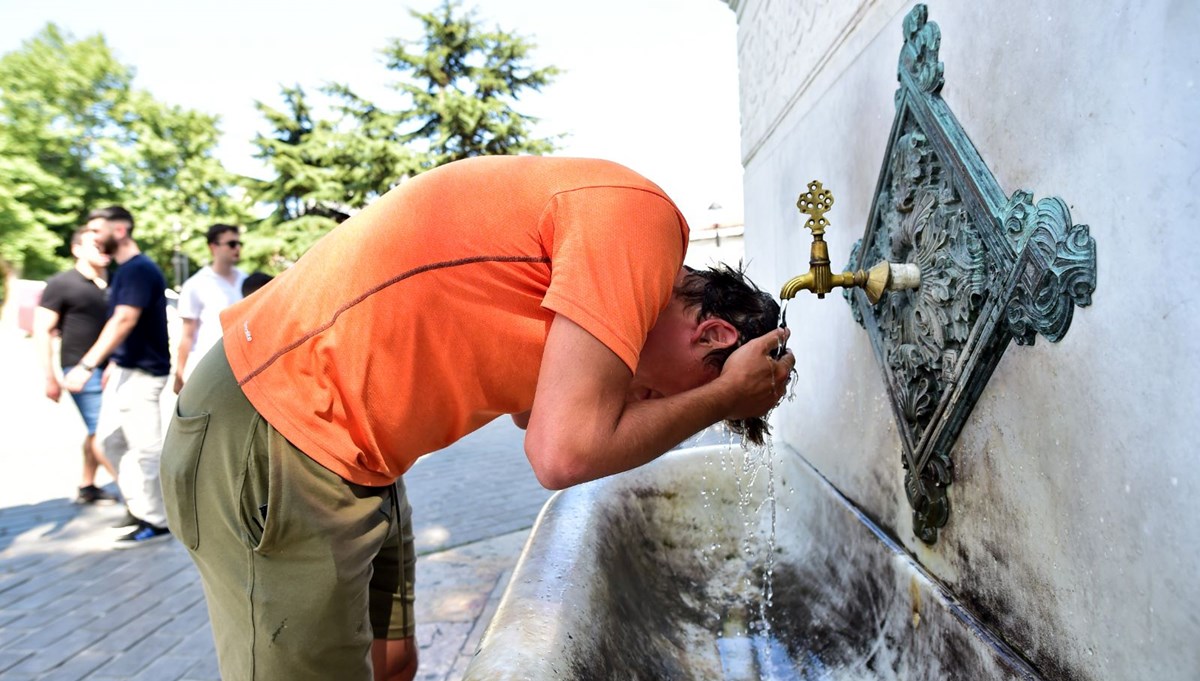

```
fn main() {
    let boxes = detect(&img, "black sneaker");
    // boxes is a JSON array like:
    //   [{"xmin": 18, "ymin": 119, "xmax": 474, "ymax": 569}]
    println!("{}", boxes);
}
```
[
  {"xmin": 111, "ymin": 510, "xmax": 140, "ymax": 528},
  {"xmin": 113, "ymin": 521, "xmax": 171, "ymax": 549},
  {"xmin": 75, "ymin": 485, "xmax": 119, "ymax": 505}
]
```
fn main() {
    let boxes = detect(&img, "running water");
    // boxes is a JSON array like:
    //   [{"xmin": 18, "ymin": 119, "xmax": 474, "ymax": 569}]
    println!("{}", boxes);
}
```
[{"xmin": 703, "ymin": 307, "xmax": 801, "ymax": 678}]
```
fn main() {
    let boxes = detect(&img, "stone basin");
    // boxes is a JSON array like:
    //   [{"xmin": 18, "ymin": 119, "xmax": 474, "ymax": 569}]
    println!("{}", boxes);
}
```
[{"xmin": 464, "ymin": 444, "xmax": 1044, "ymax": 680}]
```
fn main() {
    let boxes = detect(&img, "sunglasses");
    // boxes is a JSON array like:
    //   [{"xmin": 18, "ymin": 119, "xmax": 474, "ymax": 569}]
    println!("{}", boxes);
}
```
[{"xmin": 218, "ymin": 240, "xmax": 242, "ymax": 248}]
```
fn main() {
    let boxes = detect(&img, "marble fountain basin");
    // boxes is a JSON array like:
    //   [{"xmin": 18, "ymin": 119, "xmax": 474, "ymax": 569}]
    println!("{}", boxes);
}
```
[{"xmin": 463, "ymin": 444, "xmax": 1041, "ymax": 680}]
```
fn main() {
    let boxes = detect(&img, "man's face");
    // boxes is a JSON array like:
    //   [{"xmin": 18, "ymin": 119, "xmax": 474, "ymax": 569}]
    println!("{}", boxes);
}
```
[
  {"xmin": 88, "ymin": 217, "xmax": 125, "ymax": 256},
  {"xmin": 209, "ymin": 231, "xmax": 242, "ymax": 266},
  {"xmin": 628, "ymin": 275, "xmax": 735, "ymax": 402},
  {"xmin": 73, "ymin": 227, "xmax": 111, "ymax": 269}
]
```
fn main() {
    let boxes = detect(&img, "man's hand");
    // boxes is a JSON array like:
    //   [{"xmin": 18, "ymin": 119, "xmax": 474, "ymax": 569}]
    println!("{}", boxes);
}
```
[
  {"xmin": 174, "ymin": 372, "xmax": 185, "ymax": 395},
  {"xmin": 712, "ymin": 327, "xmax": 794, "ymax": 420},
  {"xmin": 63, "ymin": 365, "xmax": 93, "ymax": 394},
  {"xmin": 63, "ymin": 364, "xmax": 93, "ymax": 390},
  {"xmin": 44, "ymin": 375, "xmax": 62, "ymax": 402}
]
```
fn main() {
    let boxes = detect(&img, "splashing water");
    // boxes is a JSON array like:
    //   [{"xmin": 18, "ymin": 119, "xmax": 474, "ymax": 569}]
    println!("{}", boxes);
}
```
[{"xmin": 700, "ymin": 417, "xmax": 780, "ymax": 642}]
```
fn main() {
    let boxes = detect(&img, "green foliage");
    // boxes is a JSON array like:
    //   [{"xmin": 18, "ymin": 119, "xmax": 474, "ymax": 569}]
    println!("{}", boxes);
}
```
[
  {"xmin": 0, "ymin": 24, "xmax": 250, "ymax": 283},
  {"xmin": 247, "ymin": 0, "xmax": 560, "ymax": 269},
  {"xmin": 0, "ymin": 25, "xmax": 128, "ymax": 278},
  {"xmin": 385, "ymin": 0, "xmax": 561, "ymax": 168},
  {"xmin": 2, "ymin": 3, "xmax": 561, "ymax": 284}
]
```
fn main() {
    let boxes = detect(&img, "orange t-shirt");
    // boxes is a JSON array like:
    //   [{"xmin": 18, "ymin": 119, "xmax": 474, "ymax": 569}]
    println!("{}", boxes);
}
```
[{"xmin": 221, "ymin": 156, "xmax": 690, "ymax": 486}]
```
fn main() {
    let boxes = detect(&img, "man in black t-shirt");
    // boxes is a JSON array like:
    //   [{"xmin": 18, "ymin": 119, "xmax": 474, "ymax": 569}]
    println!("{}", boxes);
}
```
[
  {"xmin": 34, "ymin": 226, "xmax": 119, "ymax": 504},
  {"xmin": 65, "ymin": 206, "xmax": 172, "ymax": 548}
]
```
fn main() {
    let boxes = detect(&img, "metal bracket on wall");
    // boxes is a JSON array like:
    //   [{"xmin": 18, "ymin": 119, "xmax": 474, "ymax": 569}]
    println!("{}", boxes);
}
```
[{"xmin": 844, "ymin": 4, "xmax": 1098, "ymax": 544}]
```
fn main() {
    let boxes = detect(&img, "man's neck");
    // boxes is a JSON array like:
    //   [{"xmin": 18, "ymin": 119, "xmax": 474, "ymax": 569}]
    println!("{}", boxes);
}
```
[
  {"xmin": 114, "ymin": 240, "xmax": 140, "ymax": 265},
  {"xmin": 211, "ymin": 260, "xmax": 235, "ymax": 278},
  {"xmin": 74, "ymin": 260, "xmax": 102, "ymax": 281}
]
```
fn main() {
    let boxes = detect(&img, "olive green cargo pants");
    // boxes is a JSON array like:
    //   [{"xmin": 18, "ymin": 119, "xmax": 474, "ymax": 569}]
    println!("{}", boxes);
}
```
[{"xmin": 162, "ymin": 341, "xmax": 415, "ymax": 680}]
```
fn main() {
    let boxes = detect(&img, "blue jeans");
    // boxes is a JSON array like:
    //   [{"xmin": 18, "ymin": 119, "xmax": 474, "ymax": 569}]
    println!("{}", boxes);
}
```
[{"xmin": 64, "ymin": 364, "xmax": 103, "ymax": 435}]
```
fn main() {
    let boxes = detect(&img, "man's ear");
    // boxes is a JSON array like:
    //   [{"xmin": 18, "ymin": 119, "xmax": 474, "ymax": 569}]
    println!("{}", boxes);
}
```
[{"xmin": 694, "ymin": 317, "xmax": 739, "ymax": 349}]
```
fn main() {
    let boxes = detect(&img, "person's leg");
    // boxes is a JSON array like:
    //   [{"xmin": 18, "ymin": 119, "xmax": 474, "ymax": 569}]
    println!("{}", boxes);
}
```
[
  {"xmin": 84, "ymin": 433, "xmax": 118, "ymax": 484},
  {"xmin": 164, "ymin": 345, "xmax": 398, "ymax": 680},
  {"xmin": 369, "ymin": 478, "xmax": 418, "ymax": 680},
  {"xmin": 114, "ymin": 368, "xmax": 168, "ymax": 528},
  {"xmin": 67, "ymin": 366, "xmax": 117, "ymax": 498},
  {"xmin": 99, "ymin": 367, "xmax": 132, "ymax": 511},
  {"xmin": 371, "ymin": 638, "xmax": 417, "ymax": 681}
]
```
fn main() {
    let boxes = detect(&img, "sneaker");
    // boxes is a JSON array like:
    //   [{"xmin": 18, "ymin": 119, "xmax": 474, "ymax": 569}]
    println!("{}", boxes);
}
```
[
  {"xmin": 113, "ymin": 521, "xmax": 171, "ymax": 549},
  {"xmin": 75, "ymin": 485, "xmax": 119, "ymax": 505},
  {"xmin": 111, "ymin": 510, "xmax": 140, "ymax": 528}
]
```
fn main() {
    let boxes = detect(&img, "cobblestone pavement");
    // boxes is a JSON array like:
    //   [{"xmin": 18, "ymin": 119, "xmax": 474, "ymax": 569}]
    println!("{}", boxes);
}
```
[{"xmin": 0, "ymin": 326, "xmax": 553, "ymax": 680}]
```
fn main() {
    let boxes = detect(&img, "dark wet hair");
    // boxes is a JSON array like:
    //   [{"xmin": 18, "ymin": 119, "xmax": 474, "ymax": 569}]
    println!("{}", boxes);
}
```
[{"xmin": 676, "ymin": 263, "xmax": 782, "ymax": 446}]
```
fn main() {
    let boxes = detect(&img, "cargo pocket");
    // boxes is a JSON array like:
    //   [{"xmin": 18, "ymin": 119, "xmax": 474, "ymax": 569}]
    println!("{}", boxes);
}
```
[{"xmin": 162, "ymin": 411, "xmax": 210, "ymax": 550}]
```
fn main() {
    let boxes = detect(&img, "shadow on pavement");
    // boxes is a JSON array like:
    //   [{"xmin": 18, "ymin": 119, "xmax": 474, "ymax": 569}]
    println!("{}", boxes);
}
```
[{"xmin": 0, "ymin": 497, "xmax": 82, "ymax": 553}]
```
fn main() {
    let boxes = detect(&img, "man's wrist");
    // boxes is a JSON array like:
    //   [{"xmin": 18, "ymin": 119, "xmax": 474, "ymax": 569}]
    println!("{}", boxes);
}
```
[{"xmin": 78, "ymin": 359, "xmax": 96, "ymax": 372}]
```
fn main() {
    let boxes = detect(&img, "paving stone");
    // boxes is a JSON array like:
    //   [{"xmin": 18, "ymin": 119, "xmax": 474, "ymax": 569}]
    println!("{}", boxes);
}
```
[
  {"xmin": 158, "ymin": 599, "xmax": 210, "ymax": 636},
  {"xmin": 81, "ymin": 591, "xmax": 162, "ymax": 635},
  {"xmin": 129, "ymin": 653, "xmax": 197, "ymax": 681},
  {"xmin": 32, "ymin": 650, "xmax": 110, "ymax": 681},
  {"xmin": 0, "ymin": 649, "xmax": 33, "ymax": 673},
  {"xmin": 5, "ymin": 616, "xmax": 103, "ymax": 652},
  {"xmin": 86, "ymin": 615, "xmax": 165, "ymax": 655},
  {"xmin": 90, "ymin": 633, "xmax": 182, "ymax": 677},
  {"xmin": 415, "ymin": 621, "xmax": 474, "ymax": 681},
  {"xmin": 180, "ymin": 654, "xmax": 221, "ymax": 680},
  {"xmin": 0, "ymin": 328, "xmax": 550, "ymax": 680},
  {"xmin": 5, "ymin": 629, "xmax": 110, "ymax": 674},
  {"xmin": 177, "ymin": 622, "xmax": 216, "ymax": 653},
  {"xmin": 462, "ymin": 568, "xmax": 513, "ymax": 657},
  {"xmin": 0, "ymin": 573, "xmax": 30, "ymax": 595}
]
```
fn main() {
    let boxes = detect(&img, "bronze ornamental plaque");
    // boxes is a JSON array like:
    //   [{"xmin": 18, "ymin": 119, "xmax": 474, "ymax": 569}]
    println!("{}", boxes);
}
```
[{"xmin": 845, "ymin": 5, "xmax": 1097, "ymax": 543}]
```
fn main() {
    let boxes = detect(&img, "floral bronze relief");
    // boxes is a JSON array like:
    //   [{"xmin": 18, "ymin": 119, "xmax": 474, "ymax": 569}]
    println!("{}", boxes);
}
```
[{"xmin": 845, "ymin": 5, "xmax": 1097, "ymax": 543}]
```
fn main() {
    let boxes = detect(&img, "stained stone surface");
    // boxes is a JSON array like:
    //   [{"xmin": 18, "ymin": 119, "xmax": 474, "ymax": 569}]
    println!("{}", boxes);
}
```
[
  {"xmin": 729, "ymin": 1, "xmax": 1200, "ymax": 679},
  {"xmin": 469, "ymin": 445, "xmax": 1040, "ymax": 680}
]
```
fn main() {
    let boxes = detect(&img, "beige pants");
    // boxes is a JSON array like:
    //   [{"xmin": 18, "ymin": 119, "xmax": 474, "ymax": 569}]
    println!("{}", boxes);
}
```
[
  {"xmin": 97, "ymin": 365, "xmax": 168, "ymax": 527},
  {"xmin": 162, "ymin": 341, "xmax": 415, "ymax": 681}
]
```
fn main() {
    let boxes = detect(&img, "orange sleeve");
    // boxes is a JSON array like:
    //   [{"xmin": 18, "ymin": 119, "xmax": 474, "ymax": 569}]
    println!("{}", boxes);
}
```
[{"xmin": 540, "ymin": 186, "xmax": 689, "ymax": 372}]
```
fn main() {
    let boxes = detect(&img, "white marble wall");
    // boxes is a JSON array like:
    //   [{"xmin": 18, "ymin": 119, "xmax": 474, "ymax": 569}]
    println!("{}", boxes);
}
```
[{"xmin": 726, "ymin": 1, "xmax": 1200, "ymax": 679}]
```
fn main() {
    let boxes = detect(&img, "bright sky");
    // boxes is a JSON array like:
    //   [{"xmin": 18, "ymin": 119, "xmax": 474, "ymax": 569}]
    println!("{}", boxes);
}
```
[{"xmin": 0, "ymin": 0, "xmax": 744, "ymax": 229}]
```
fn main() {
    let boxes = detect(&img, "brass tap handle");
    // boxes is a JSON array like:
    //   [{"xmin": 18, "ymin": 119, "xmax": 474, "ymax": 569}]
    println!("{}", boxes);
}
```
[
  {"xmin": 796, "ymin": 180, "xmax": 834, "ymax": 236},
  {"xmin": 781, "ymin": 178, "xmax": 920, "ymax": 302}
]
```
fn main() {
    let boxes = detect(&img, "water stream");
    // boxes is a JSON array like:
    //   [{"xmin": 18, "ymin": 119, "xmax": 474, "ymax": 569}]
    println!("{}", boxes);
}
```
[{"xmin": 705, "ymin": 321, "xmax": 806, "ymax": 679}]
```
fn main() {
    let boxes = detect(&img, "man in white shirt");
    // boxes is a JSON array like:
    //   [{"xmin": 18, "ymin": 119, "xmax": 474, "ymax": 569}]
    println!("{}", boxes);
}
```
[{"xmin": 174, "ymin": 224, "xmax": 246, "ymax": 394}]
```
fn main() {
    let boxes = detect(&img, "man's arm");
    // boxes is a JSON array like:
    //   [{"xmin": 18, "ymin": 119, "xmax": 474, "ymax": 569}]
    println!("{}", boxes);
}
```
[
  {"xmin": 63, "ymin": 304, "xmax": 142, "ymax": 393},
  {"xmin": 523, "ymin": 315, "xmax": 793, "ymax": 490},
  {"xmin": 33, "ymin": 307, "xmax": 62, "ymax": 402},
  {"xmin": 174, "ymin": 317, "xmax": 198, "ymax": 394}
]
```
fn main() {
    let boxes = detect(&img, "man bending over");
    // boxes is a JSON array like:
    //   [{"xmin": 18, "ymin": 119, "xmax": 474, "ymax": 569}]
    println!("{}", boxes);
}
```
[{"xmin": 164, "ymin": 156, "xmax": 793, "ymax": 681}]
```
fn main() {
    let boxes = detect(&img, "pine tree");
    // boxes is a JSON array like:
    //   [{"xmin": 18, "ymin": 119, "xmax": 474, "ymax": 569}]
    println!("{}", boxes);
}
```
[{"xmin": 382, "ymin": 0, "xmax": 560, "ymax": 169}]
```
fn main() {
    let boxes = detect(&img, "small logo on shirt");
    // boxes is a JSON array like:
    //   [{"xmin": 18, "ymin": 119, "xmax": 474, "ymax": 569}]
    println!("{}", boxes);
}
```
[{"xmin": 244, "ymin": 321, "xmax": 253, "ymax": 342}]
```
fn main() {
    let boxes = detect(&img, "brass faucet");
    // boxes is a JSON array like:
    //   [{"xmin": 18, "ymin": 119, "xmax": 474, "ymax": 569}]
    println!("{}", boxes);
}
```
[{"xmin": 780, "ymin": 180, "xmax": 921, "ymax": 304}]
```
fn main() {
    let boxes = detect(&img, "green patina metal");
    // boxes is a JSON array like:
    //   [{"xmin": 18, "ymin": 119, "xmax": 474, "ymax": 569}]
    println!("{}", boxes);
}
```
[{"xmin": 844, "ymin": 4, "xmax": 1098, "ymax": 544}]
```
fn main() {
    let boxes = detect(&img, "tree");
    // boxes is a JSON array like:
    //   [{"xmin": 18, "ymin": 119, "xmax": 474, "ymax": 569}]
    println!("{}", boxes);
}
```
[
  {"xmin": 0, "ymin": 24, "xmax": 250, "ymax": 287},
  {"xmin": 0, "ymin": 25, "xmax": 128, "ymax": 280},
  {"xmin": 248, "ymin": 85, "xmax": 397, "ymax": 268},
  {"xmin": 383, "ymin": 0, "xmax": 561, "ymax": 169},
  {"xmin": 105, "ymin": 90, "xmax": 253, "ymax": 280},
  {"xmin": 245, "ymin": 1, "xmax": 560, "ymax": 269}
]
